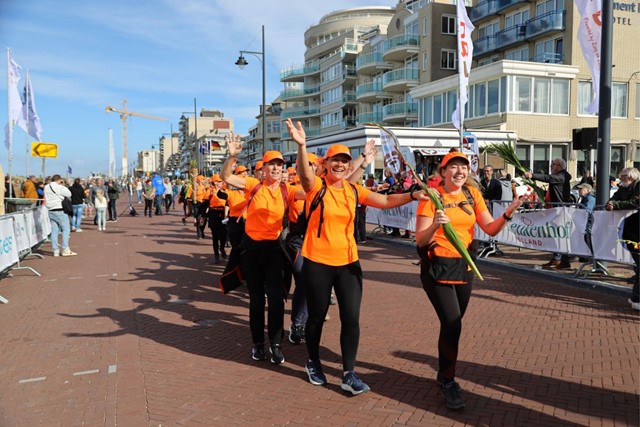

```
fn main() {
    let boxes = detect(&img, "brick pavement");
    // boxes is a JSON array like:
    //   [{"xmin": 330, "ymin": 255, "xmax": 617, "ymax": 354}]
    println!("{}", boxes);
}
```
[{"xmin": 0, "ymin": 202, "xmax": 638, "ymax": 427}]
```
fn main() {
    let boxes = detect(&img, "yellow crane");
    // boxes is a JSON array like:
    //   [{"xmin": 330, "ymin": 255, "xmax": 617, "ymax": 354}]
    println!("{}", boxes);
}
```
[{"xmin": 105, "ymin": 98, "xmax": 168, "ymax": 176}]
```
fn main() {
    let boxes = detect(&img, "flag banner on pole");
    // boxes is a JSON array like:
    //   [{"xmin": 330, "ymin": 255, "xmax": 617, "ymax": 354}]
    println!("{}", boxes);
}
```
[
  {"xmin": 4, "ymin": 49, "xmax": 26, "ymax": 150},
  {"xmin": 380, "ymin": 128, "xmax": 401, "ymax": 174},
  {"xmin": 199, "ymin": 140, "xmax": 209, "ymax": 155},
  {"xmin": 575, "ymin": 0, "xmax": 602, "ymax": 114},
  {"xmin": 67, "ymin": 165, "xmax": 72, "ymax": 175},
  {"xmin": 19, "ymin": 73, "xmax": 43, "ymax": 140},
  {"xmin": 452, "ymin": 0, "xmax": 474, "ymax": 130}
]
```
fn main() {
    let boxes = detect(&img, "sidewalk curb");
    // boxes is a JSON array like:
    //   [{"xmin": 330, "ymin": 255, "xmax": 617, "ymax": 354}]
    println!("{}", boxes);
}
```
[{"xmin": 368, "ymin": 234, "xmax": 632, "ymax": 298}]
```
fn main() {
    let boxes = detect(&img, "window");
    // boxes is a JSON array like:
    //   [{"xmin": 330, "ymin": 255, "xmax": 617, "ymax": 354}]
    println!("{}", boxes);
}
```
[
  {"xmin": 488, "ymin": 79, "xmax": 500, "ymax": 114},
  {"xmin": 612, "ymin": 83, "xmax": 628, "ymax": 118},
  {"xmin": 421, "ymin": 96, "xmax": 433, "ymax": 126},
  {"xmin": 474, "ymin": 83, "xmax": 487, "ymax": 117},
  {"xmin": 442, "ymin": 15, "xmax": 456, "ymax": 35},
  {"xmin": 405, "ymin": 20, "xmax": 419, "ymax": 36},
  {"xmin": 423, "ymin": 16, "xmax": 429, "ymax": 36},
  {"xmin": 433, "ymin": 94, "xmax": 443, "ymax": 124},
  {"xmin": 535, "ymin": 37, "xmax": 563, "ymax": 63},
  {"xmin": 534, "ymin": 78, "xmax": 551, "ymax": 113},
  {"xmin": 478, "ymin": 56, "xmax": 499, "ymax": 67},
  {"xmin": 478, "ymin": 21, "xmax": 499, "ymax": 39},
  {"xmin": 578, "ymin": 81, "xmax": 596, "ymax": 115},
  {"xmin": 506, "ymin": 9, "xmax": 530, "ymax": 27},
  {"xmin": 446, "ymin": 90, "xmax": 457, "ymax": 123},
  {"xmin": 441, "ymin": 49, "xmax": 457, "ymax": 70},
  {"xmin": 551, "ymin": 79, "xmax": 569, "ymax": 114},
  {"xmin": 422, "ymin": 52, "xmax": 428, "ymax": 71},
  {"xmin": 515, "ymin": 76, "xmax": 531, "ymax": 112},
  {"xmin": 505, "ymin": 47, "xmax": 529, "ymax": 61}
]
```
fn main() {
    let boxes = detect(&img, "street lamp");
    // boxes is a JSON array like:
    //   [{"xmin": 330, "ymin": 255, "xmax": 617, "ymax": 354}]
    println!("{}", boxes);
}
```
[{"xmin": 235, "ymin": 24, "xmax": 266, "ymax": 161}]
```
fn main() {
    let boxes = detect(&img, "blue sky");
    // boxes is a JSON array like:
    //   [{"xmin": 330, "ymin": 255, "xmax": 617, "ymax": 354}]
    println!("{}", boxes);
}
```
[{"xmin": 0, "ymin": 0, "xmax": 392, "ymax": 178}]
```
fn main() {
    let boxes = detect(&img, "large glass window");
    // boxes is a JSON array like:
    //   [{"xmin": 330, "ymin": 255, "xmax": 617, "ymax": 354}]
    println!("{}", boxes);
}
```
[
  {"xmin": 533, "ymin": 145, "xmax": 549, "ymax": 174},
  {"xmin": 488, "ymin": 79, "xmax": 500, "ymax": 114},
  {"xmin": 534, "ymin": 78, "xmax": 551, "ymax": 113},
  {"xmin": 578, "ymin": 81, "xmax": 596, "ymax": 115},
  {"xmin": 611, "ymin": 83, "xmax": 628, "ymax": 118},
  {"xmin": 433, "ymin": 94, "xmax": 443, "ymax": 124},
  {"xmin": 505, "ymin": 47, "xmax": 529, "ymax": 61},
  {"xmin": 446, "ymin": 90, "xmax": 457, "ymax": 123},
  {"xmin": 515, "ymin": 146, "xmax": 530, "ymax": 176},
  {"xmin": 474, "ymin": 83, "xmax": 487, "ymax": 117},
  {"xmin": 441, "ymin": 49, "xmax": 457, "ymax": 70},
  {"xmin": 551, "ymin": 79, "xmax": 569, "ymax": 114},
  {"xmin": 421, "ymin": 96, "xmax": 433, "ymax": 126},
  {"xmin": 506, "ymin": 9, "xmax": 530, "ymax": 27},
  {"xmin": 515, "ymin": 76, "xmax": 531, "ymax": 112}
]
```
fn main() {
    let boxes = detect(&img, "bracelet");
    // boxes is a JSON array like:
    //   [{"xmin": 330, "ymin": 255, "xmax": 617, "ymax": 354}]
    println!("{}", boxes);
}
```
[
  {"xmin": 361, "ymin": 152, "xmax": 367, "ymax": 159},
  {"xmin": 359, "ymin": 163, "xmax": 368, "ymax": 170},
  {"xmin": 410, "ymin": 189, "xmax": 417, "ymax": 201},
  {"xmin": 502, "ymin": 212, "xmax": 513, "ymax": 221}
]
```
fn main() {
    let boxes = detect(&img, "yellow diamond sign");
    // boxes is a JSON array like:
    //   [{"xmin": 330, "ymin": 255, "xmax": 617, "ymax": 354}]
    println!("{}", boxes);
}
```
[{"xmin": 31, "ymin": 142, "xmax": 58, "ymax": 158}]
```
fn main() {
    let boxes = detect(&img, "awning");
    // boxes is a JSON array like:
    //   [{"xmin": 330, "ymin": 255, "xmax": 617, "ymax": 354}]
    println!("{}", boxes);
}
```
[{"xmin": 416, "ymin": 148, "xmax": 476, "ymax": 156}]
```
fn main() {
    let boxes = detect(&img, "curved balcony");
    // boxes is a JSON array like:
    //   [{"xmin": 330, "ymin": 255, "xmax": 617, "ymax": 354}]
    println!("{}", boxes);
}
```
[
  {"xmin": 383, "ymin": 34, "xmax": 420, "ymax": 62},
  {"xmin": 525, "ymin": 10, "xmax": 565, "ymax": 40},
  {"xmin": 281, "ymin": 107, "xmax": 321, "ymax": 120},
  {"xmin": 356, "ymin": 52, "xmax": 393, "ymax": 75},
  {"xmin": 474, "ymin": 35, "xmax": 497, "ymax": 57},
  {"xmin": 382, "ymin": 68, "xmax": 419, "ymax": 92},
  {"xmin": 356, "ymin": 111, "xmax": 383, "ymax": 125},
  {"xmin": 382, "ymin": 102, "xmax": 418, "ymax": 123},
  {"xmin": 280, "ymin": 63, "xmax": 321, "ymax": 82},
  {"xmin": 280, "ymin": 85, "xmax": 321, "ymax": 101},
  {"xmin": 470, "ymin": 0, "xmax": 498, "ymax": 22},
  {"xmin": 495, "ymin": 25, "xmax": 526, "ymax": 51},
  {"xmin": 356, "ymin": 82, "xmax": 389, "ymax": 102},
  {"xmin": 343, "ymin": 91, "xmax": 356, "ymax": 105}
]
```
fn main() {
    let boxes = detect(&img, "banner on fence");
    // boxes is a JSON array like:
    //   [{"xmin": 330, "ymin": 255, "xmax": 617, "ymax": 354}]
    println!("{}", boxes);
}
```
[
  {"xmin": 591, "ymin": 210, "xmax": 635, "ymax": 263},
  {"xmin": 0, "ymin": 218, "xmax": 19, "ymax": 271},
  {"xmin": 33, "ymin": 206, "xmax": 51, "ymax": 243},
  {"xmin": 366, "ymin": 201, "xmax": 418, "ymax": 231},
  {"xmin": 10, "ymin": 213, "xmax": 30, "ymax": 253}
]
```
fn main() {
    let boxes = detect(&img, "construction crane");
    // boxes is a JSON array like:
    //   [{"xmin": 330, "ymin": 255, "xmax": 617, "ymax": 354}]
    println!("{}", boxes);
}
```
[{"xmin": 105, "ymin": 98, "xmax": 168, "ymax": 177}]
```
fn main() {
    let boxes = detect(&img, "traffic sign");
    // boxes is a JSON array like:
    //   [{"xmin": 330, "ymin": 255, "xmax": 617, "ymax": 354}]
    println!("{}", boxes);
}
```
[{"xmin": 31, "ymin": 142, "xmax": 58, "ymax": 158}]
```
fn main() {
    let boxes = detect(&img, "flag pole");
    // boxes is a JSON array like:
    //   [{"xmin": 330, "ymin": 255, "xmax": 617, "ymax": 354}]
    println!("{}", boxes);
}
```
[
  {"xmin": 6, "ymin": 48, "xmax": 12, "ymax": 198},
  {"xmin": 25, "ymin": 68, "xmax": 30, "ymax": 177},
  {"xmin": 458, "ymin": 87, "xmax": 464, "ymax": 150}
]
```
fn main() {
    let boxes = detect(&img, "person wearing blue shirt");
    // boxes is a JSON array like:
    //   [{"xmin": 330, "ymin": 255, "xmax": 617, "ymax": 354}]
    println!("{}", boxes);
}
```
[{"xmin": 151, "ymin": 173, "xmax": 165, "ymax": 216}]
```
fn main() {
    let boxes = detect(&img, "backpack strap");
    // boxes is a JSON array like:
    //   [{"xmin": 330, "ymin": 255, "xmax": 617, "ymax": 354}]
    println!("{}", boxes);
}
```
[
  {"xmin": 436, "ymin": 185, "xmax": 475, "ymax": 215},
  {"xmin": 307, "ymin": 179, "xmax": 359, "ymax": 238}
]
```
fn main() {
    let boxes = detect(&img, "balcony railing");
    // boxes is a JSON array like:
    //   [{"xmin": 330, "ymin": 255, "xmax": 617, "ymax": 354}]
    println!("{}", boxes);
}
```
[
  {"xmin": 281, "ymin": 107, "xmax": 321, "ymax": 119},
  {"xmin": 356, "ymin": 111, "xmax": 383, "ymax": 124},
  {"xmin": 383, "ymin": 102, "xmax": 418, "ymax": 118},
  {"xmin": 280, "ymin": 85, "xmax": 321, "ymax": 100},
  {"xmin": 280, "ymin": 63, "xmax": 320, "ymax": 80},
  {"xmin": 356, "ymin": 52, "xmax": 385, "ymax": 69},
  {"xmin": 525, "ymin": 10, "xmax": 565, "ymax": 39},
  {"xmin": 343, "ymin": 91, "xmax": 356, "ymax": 103},
  {"xmin": 382, "ymin": 67, "xmax": 419, "ymax": 85},
  {"xmin": 530, "ymin": 52, "xmax": 563, "ymax": 64},
  {"xmin": 470, "ymin": 0, "xmax": 498, "ymax": 21},
  {"xmin": 474, "ymin": 35, "xmax": 497, "ymax": 56},
  {"xmin": 356, "ymin": 81, "xmax": 384, "ymax": 98},
  {"xmin": 385, "ymin": 34, "xmax": 420, "ymax": 50},
  {"xmin": 495, "ymin": 25, "xmax": 526, "ymax": 50}
]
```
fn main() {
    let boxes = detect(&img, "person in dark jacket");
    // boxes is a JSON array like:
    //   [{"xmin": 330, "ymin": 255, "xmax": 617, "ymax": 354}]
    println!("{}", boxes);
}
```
[
  {"xmin": 480, "ymin": 165, "xmax": 503, "ymax": 210},
  {"xmin": 106, "ymin": 179, "xmax": 120, "ymax": 222},
  {"xmin": 524, "ymin": 158, "xmax": 572, "ymax": 269},
  {"xmin": 70, "ymin": 178, "xmax": 86, "ymax": 232}
]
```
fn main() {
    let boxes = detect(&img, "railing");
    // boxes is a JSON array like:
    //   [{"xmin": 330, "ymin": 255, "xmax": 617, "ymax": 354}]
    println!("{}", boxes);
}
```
[
  {"xmin": 383, "ymin": 102, "xmax": 419, "ymax": 118},
  {"xmin": 280, "ymin": 63, "xmax": 320, "ymax": 80},
  {"xmin": 280, "ymin": 85, "xmax": 321, "ymax": 100},
  {"xmin": 357, "ymin": 111, "xmax": 383, "ymax": 124},
  {"xmin": 470, "ymin": 0, "xmax": 498, "ymax": 21},
  {"xmin": 343, "ymin": 91, "xmax": 356, "ymax": 103},
  {"xmin": 356, "ymin": 81, "xmax": 384, "ymax": 98},
  {"xmin": 383, "ymin": 68, "xmax": 419, "ymax": 85},
  {"xmin": 385, "ymin": 34, "xmax": 420, "ymax": 50},
  {"xmin": 281, "ymin": 107, "xmax": 321, "ymax": 119},
  {"xmin": 526, "ymin": 10, "xmax": 565, "ymax": 39},
  {"xmin": 530, "ymin": 52, "xmax": 563, "ymax": 64},
  {"xmin": 356, "ymin": 52, "xmax": 386, "ymax": 69},
  {"xmin": 474, "ymin": 35, "xmax": 497, "ymax": 56},
  {"xmin": 495, "ymin": 25, "xmax": 526, "ymax": 50}
]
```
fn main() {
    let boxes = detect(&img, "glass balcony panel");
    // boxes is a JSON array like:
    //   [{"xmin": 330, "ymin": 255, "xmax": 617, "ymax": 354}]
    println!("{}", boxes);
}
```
[
  {"xmin": 530, "ymin": 52, "xmax": 563, "ymax": 63},
  {"xmin": 474, "ymin": 36, "xmax": 497, "ymax": 56},
  {"xmin": 525, "ymin": 11, "xmax": 566, "ymax": 39},
  {"xmin": 356, "ymin": 111, "xmax": 383, "ymax": 124},
  {"xmin": 470, "ymin": 0, "xmax": 498, "ymax": 21},
  {"xmin": 495, "ymin": 25, "xmax": 526, "ymax": 50}
]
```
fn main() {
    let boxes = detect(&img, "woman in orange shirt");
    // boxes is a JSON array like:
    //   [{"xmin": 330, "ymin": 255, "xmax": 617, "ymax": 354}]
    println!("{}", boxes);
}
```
[
  {"xmin": 207, "ymin": 175, "xmax": 228, "ymax": 264},
  {"xmin": 286, "ymin": 118, "xmax": 429, "ymax": 395},
  {"xmin": 414, "ymin": 151, "xmax": 523, "ymax": 410},
  {"xmin": 221, "ymin": 135, "xmax": 301, "ymax": 365}
]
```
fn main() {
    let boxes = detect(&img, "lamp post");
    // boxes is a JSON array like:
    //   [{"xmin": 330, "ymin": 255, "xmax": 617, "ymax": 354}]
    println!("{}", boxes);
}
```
[{"xmin": 235, "ymin": 24, "xmax": 266, "ymax": 160}]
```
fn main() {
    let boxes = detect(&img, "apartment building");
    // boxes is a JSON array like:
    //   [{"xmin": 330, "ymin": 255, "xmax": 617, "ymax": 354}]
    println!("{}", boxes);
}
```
[
  {"xmin": 242, "ymin": 98, "xmax": 288, "ymax": 167},
  {"xmin": 409, "ymin": 0, "xmax": 639, "ymax": 178},
  {"xmin": 280, "ymin": 6, "xmax": 396, "ymax": 143},
  {"xmin": 178, "ymin": 109, "xmax": 234, "ymax": 175},
  {"xmin": 158, "ymin": 132, "xmax": 180, "ymax": 175}
]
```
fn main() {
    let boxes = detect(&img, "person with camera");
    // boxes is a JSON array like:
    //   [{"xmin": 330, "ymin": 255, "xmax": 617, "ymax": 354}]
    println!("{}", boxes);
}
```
[{"xmin": 44, "ymin": 174, "xmax": 77, "ymax": 257}]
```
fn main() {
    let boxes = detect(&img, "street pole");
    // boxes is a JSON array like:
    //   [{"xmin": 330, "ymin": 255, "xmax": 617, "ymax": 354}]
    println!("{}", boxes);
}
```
[
  {"xmin": 595, "ymin": 0, "xmax": 613, "ymax": 206},
  {"xmin": 194, "ymin": 98, "xmax": 199, "ymax": 173},
  {"xmin": 261, "ymin": 24, "xmax": 266, "ymax": 159}
]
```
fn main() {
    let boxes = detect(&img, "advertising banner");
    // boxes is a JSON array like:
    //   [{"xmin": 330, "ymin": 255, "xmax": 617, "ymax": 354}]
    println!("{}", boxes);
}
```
[
  {"xmin": 0, "ymin": 218, "xmax": 19, "ymax": 271},
  {"xmin": 591, "ymin": 210, "xmax": 635, "ymax": 263}
]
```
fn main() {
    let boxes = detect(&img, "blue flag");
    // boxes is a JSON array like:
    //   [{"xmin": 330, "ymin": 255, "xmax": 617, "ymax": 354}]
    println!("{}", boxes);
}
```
[{"xmin": 67, "ymin": 165, "xmax": 72, "ymax": 175}]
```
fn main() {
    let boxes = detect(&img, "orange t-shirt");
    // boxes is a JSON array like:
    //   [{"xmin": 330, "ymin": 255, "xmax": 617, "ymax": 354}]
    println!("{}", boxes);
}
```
[
  {"xmin": 209, "ymin": 190, "xmax": 226, "ymax": 209},
  {"xmin": 301, "ymin": 176, "xmax": 371, "ymax": 266},
  {"xmin": 244, "ymin": 176, "xmax": 297, "ymax": 241},
  {"xmin": 416, "ymin": 185, "xmax": 487, "ymax": 258},
  {"xmin": 226, "ymin": 189, "xmax": 248, "ymax": 219},
  {"xmin": 288, "ymin": 183, "xmax": 305, "ymax": 223}
]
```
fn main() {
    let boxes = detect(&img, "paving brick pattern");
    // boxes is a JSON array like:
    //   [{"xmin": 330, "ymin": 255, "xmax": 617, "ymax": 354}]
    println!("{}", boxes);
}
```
[{"xmin": 0, "ymin": 205, "xmax": 638, "ymax": 426}]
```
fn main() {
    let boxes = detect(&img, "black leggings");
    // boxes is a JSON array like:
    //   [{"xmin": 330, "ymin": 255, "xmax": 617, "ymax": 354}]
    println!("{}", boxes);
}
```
[
  {"xmin": 420, "ymin": 264, "xmax": 472, "ymax": 382},
  {"xmin": 241, "ymin": 239, "xmax": 285, "ymax": 346},
  {"xmin": 303, "ymin": 258, "xmax": 362, "ymax": 372}
]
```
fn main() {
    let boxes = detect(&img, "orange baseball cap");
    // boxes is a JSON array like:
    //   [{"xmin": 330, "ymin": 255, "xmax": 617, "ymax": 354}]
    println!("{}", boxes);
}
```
[
  {"xmin": 210, "ymin": 174, "xmax": 222, "ymax": 182},
  {"xmin": 441, "ymin": 151, "xmax": 469, "ymax": 167},
  {"xmin": 262, "ymin": 150, "xmax": 285, "ymax": 164},
  {"xmin": 307, "ymin": 153, "xmax": 319, "ymax": 164},
  {"xmin": 234, "ymin": 165, "xmax": 247, "ymax": 174},
  {"xmin": 196, "ymin": 175, "xmax": 205, "ymax": 181},
  {"xmin": 326, "ymin": 144, "xmax": 352, "ymax": 159},
  {"xmin": 287, "ymin": 166, "xmax": 296, "ymax": 174},
  {"xmin": 255, "ymin": 161, "xmax": 263, "ymax": 171}
]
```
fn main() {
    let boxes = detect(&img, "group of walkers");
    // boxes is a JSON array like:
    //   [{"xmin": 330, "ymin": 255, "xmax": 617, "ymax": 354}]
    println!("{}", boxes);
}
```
[{"xmin": 180, "ymin": 119, "xmax": 525, "ymax": 410}]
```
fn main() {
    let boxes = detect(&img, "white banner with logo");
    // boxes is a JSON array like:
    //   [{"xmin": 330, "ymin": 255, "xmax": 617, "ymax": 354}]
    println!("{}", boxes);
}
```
[
  {"xmin": 33, "ymin": 206, "xmax": 51, "ymax": 244},
  {"xmin": 9, "ymin": 213, "xmax": 30, "ymax": 253},
  {"xmin": 366, "ymin": 201, "xmax": 418, "ymax": 231},
  {"xmin": 591, "ymin": 210, "xmax": 635, "ymax": 263},
  {"xmin": 0, "ymin": 218, "xmax": 19, "ymax": 271},
  {"xmin": 23, "ymin": 209, "xmax": 39, "ymax": 248}
]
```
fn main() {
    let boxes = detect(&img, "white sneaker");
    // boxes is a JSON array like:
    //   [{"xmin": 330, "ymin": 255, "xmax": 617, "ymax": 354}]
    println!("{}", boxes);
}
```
[
  {"xmin": 76, "ymin": 229, "xmax": 83, "ymax": 233},
  {"xmin": 61, "ymin": 249, "xmax": 77, "ymax": 257},
  {"xmin": 629, "ymin": 299, "xmax": 640, "ymax": 311},
  {"xmin": 53, "ymin": 250, "xmax": 59, "ymax": 257},
  {"xmin": 71, "ymin": 227, "xmax": 76, "ymax": 232}
]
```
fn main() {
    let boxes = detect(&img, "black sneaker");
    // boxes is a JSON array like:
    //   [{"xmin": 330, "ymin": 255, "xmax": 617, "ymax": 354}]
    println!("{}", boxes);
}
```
[
  {"xmin": 221, "ymin": 250, "xmax": 227, "ymax": 259},
  {"xmin": 214, "ymin": 254, "xmax": 221, "ymax": 264},
  {"xmin": 270, "ymin": 344, "xmax": 285, "ymax": 365},
  {"xmin": 251, "ymin": 344, "xmax": 266, "ymax": 361},
  {"xmin": 305, "ymin": 360, "xmax": 327, "ymax": 386},
  {"xmin": 341, "ymin": 371, "xmax": 370, "ymax": 395},
  {"xmin": 442, "ymin": 381, "xmax": 465, "ymax": 410},
  {"xmin": 288, "ymin": 324, "xmax": 305, "ymax": 344}
]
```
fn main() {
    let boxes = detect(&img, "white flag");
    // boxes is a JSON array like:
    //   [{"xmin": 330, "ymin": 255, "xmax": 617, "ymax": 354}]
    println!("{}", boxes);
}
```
[
  {"xmin": 380, "ymin": 128, "xmax": 401, "ymax": 174},
  {"xmin": 4, "ymin": 49, "xmax": 26, "ymax": 150},
  {"xmin": 575, "ymin": 0, "xmax": 602, "ymax": 114},
  {"xmin": 452, "ymin": 0, "xmax": 474, "ymax": 130},
  {"xmin": 19, "ymin": 72, "xmax": 43, "ymax": 141}
]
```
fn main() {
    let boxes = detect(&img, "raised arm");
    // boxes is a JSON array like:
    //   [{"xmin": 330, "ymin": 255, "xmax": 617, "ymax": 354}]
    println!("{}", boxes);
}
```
[
  {"xmin": 347, "ymin": 139, "xmax": 377, "ymax": 183},
  {"xmin": 287, "ymin": 119, "xmax": 314, "ymax": 192},
  {"xmin": 220, "ymin": 133, "xmax": 246, "ymax": 189},
  {"xmin": 363, "ymin": 187, "xmax": 428, "ymax": 209}
]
